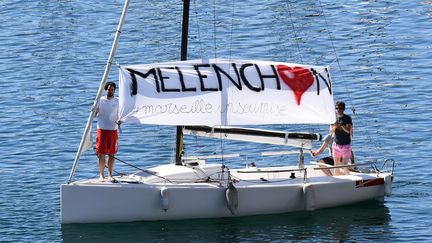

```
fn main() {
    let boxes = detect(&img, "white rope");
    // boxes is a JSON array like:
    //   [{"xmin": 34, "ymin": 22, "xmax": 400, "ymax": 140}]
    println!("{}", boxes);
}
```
[{"xmin": 114, "ymin": 59, "xmax": 122, "ymax": 68}]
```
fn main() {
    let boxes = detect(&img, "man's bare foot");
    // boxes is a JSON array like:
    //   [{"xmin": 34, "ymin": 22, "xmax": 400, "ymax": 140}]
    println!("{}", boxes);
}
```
[{"xmin": 99, "ymin": 176, "xmax": 105, "ymax": 182}]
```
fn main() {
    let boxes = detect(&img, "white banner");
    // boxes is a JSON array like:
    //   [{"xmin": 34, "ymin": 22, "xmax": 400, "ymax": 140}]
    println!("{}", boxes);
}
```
[{"xmin": 118, "ymin": 59, "xmax": 336, "ymax": 125}]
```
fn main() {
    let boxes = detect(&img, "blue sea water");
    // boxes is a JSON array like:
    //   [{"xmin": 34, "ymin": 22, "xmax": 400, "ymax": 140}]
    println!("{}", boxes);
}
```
[{"xmin": 1, "ymin": 0, "xmax": 431, "ymax": 242}]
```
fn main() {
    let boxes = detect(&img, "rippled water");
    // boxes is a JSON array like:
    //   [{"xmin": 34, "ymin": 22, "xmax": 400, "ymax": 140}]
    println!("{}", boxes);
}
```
[{"xmin": 1, "ymin": 0, "xmax": 431, "ymax": 242}]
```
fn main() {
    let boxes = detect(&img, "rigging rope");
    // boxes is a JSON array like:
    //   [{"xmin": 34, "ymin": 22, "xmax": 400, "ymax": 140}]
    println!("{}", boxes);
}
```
[
  {"xmin": 92, "ymin": 147, "xmax": 174, "ymax": 183},
  {"xmin": 106, "ymin": 151, "xmax": 235, "ymax": 184},
  {"xmin": 208, "ymin": 0, "xmax": 230, "ymax": 176},
  {"xmin": 228, "ymin": 0, "xmax": 235, "ymax": 60},
  {"xmin": 284, "ymin": 1, "xmax": 322, "ymax": 134},
  {"xmin": 316, "ymin": 0, "xmax": 380, "ymax": 156},
  {"xmin": 284, "ymin": 1, "xmax": 303, "ymax": 64},
  {"xmin": 192, "ymin": 0, "xmax": 204, "ymax": 57},
  {"xmin": 316, "ymin": 0, "xmax": 351, "ymax": 103},
  {"xmin": 212, "ymin": 0, "xmax": 217, "ymax": 59},
  {"xmin": 114, "ymin": 59, "xmax": 122, "ymax": 68}
]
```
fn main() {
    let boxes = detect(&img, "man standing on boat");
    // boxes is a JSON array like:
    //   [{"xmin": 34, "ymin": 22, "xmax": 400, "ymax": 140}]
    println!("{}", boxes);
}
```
[
  {"xmin": 331, "ymin": 101, "xmax": 353, "ymax": 175},
  {"xmin": 95, "ymin": 81, "xmax": 119, "ymax": 182}
]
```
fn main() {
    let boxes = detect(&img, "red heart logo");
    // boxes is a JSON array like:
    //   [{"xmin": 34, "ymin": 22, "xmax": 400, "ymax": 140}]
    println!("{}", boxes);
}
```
[{"xmin": 277, "ymin": 65, "xmax": 314, "ymax": 105}]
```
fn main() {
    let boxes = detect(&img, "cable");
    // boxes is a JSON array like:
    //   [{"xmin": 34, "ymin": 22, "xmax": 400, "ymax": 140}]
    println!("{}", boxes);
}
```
[
  {"xmin": 284, "ymin": 0, "xmax": 303, "ymax": 63},
  {"xmin": 316, "ymin": 0, "xmax": 380, "ymax": 158},
  {"xmin": 107, "ymin": 153, "xmax": 174, "ymax": 183},
  {"xmin": 212, "ymin": 0, "xmax": 217, "ymax": 59},
  {"xmin": 228, "ymin": 0, "xmax": 235, "ymax": 60},
  {"xmin": 192, "ymin": 0, "xmax": 204, "ymax": 57},
  {"xmin": 93, "ymin": 146, "xmax": 174, "ymax": 183}
]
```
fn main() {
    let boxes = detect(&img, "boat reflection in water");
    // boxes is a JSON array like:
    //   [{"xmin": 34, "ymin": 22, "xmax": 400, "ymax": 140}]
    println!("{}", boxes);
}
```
[{"xmin": 61, "ymin": 200, "xmax": 392, "ymax": 242}]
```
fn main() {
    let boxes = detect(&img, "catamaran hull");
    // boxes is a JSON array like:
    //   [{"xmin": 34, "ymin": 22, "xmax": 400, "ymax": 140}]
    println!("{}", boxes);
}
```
[
  {"xmin": 61, "ymin": 183, "xmax": 304, "ymax": 224},
  {"xmin": 61, "ymin": 174, "xmax": 392, "ymax": 224},
  {"xmin": 303, "ymin": 176, "xmax": 390, "ymax": 211}
]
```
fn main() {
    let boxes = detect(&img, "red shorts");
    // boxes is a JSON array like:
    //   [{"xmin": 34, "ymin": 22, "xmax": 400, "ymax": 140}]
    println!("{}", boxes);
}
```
[
  {"xmin": 332, "ymin": 143, "xmax": 351, "ymax": 159},
  {"xmin": 96, "ymin": 129, "xmax": 118, "ymax": 155}
]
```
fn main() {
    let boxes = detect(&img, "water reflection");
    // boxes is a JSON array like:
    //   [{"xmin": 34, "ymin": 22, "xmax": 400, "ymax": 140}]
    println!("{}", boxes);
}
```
[{"xmin": 61, "ymin": 200, "xmax": 391, "ymax": 242}]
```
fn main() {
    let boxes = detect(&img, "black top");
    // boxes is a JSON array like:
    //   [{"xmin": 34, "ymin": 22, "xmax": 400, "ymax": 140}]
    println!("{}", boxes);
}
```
[{"xmin": 334, "ymin": 114, "xmax": 352, "ymax": 145}]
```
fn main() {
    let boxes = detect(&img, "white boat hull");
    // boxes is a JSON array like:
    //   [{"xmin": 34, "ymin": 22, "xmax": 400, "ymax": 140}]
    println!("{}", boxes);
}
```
[
  {"xmin": 61, "ymin": 182, "xmax": 305, "ymax": 223},
  {"xmin": 61, "ymin": 163, "xmax": 393, "ymax": 224}
]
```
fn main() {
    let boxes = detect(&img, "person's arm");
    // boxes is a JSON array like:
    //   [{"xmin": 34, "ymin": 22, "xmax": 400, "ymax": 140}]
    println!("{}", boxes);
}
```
[
  {"xmin": 91, "ymin": 105, "xmax": 99, "ymax": 116},
  {"xmin": 312, "ymin": 140, "xmax": 328, "ymax": 157},
  {"xmin": 340, "ymin": 123, "xmax": 351, "ymax": 134},
  {"xmin": 329, "ymin": 124, "xmax": 337, "ymax": 134},
  {"xmin": 348, "ymin": 124, "xmax": 353, "ymax": 140}
]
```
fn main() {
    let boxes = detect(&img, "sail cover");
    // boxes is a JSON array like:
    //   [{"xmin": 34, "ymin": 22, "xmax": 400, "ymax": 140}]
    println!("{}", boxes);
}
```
[{"xmin": 118, "ymin": 59, "xmax": 336, "ymax": 125}]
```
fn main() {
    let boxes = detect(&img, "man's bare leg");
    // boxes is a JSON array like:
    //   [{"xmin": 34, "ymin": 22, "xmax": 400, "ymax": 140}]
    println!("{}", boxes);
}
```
[
  {"xmin": 98, "ymin": 154, "xmax": 106, "ymax": 181},
  {"xmin": 107, "ymin": 154, "xmax": 115, "ymax": 180}
]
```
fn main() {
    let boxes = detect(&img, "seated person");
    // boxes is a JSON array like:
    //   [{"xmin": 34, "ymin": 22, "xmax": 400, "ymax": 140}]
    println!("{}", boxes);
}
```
[{"xmin": 311, "ymin": 134, "xmax": 334, "ymax": 176}]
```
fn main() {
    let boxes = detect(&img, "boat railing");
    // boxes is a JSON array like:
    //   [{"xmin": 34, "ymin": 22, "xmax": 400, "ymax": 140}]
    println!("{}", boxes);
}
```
[
  {"xmin": 235, "ymin": 167, "xmax": 308, "ymax": 183},
  {"xmin": 312, "ymin": 162, "xmax": 370, "ymax": 170},
  {"xmin": 378, "ymin": 159, "xmax": 396, "ymax": 176},
  {"xmin": 312, "ymin": 159, "xmax": 396, "ymax": 176}
]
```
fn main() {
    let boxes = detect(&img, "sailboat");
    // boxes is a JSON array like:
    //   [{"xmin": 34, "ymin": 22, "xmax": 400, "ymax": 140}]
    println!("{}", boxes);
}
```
[{"xmin": 60, "ymin": 0, "xmax": 395, "ymax": 224}]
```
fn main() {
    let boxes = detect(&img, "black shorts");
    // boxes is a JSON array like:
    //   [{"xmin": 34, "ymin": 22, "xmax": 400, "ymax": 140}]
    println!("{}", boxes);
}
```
[{"xmin": 320, "ymin": 156, "xmax": 334, "ymax": 166}]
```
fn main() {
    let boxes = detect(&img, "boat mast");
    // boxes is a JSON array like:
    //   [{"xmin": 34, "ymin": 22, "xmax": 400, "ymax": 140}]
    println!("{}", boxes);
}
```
[
  {"xmin": 67, "ymin": 0, "xmax": 131, "ymax": 183},
  {"xmin": 175, "ymin": 0, "xmax": 190, "ymax": 165}
]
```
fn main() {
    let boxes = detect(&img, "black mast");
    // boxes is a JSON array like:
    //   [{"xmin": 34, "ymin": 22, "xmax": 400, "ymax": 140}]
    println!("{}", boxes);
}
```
[{"xmin": 175, "ymin": 0, "xmax": 190, "ymax": 165}]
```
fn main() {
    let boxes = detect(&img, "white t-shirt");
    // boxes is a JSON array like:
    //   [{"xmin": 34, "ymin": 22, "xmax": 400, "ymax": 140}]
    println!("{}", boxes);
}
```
[{"xmin": 97, "ymin": 96, "xmax": 119, "ymax": 130}]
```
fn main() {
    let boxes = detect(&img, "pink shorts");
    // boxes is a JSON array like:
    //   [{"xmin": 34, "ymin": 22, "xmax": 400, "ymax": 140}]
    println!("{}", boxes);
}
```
[{"xmin": 332, "ymin": 143, "xmax": 352, "ymax": 159}]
